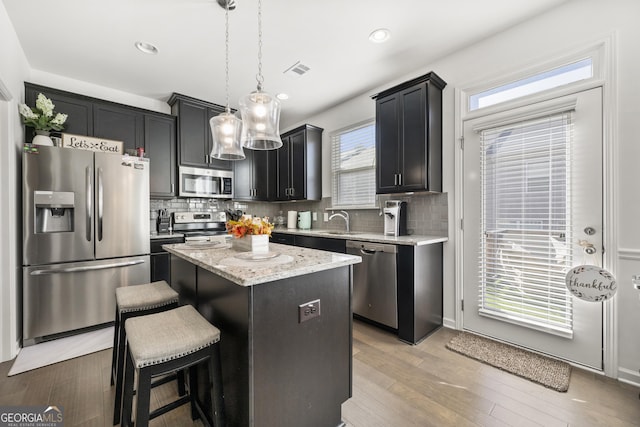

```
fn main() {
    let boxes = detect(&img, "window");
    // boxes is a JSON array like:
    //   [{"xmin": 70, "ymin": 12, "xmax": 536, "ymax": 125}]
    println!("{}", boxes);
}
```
[
  {"xmin": 480, "ymin": 112, "xmax": 574, "ymax": 335},
  {"xmin": 469, "ymin": 58, "xmax": 593, "ymax": 111},
  {"xmin": 331, "ymin": 120, "xmax": 376, "ymax": 208}
]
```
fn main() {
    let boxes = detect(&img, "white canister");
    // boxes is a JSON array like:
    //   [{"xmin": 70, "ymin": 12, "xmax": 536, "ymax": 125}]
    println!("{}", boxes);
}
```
[{"xmin": 287, "ymin": 211, "xmax": 298, "ymax": 229}]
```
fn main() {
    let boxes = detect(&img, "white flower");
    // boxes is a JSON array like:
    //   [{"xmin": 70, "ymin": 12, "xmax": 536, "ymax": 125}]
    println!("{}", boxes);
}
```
[
  {"xmin": 51, "ymin": 113, "xmax": 68, "ymax": 126},
  {"xmin": 35, "ymin": 93, "xmax": 55, "ymax": 117},
  {"xmin": 18, "ymin": 103, "xmax": 38, "ymax": 120}
]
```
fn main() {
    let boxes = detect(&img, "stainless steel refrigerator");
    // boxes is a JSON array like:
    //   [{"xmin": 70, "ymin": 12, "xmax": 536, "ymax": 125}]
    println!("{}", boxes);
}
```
[{"xmin": 22, "ymin": 146, "xmax": 150, "ymax": 345}]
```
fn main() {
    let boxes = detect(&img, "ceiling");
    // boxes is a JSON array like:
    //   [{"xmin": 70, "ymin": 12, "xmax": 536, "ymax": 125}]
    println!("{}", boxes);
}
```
[{"xmin": 3, "ymin": 0, "xmax": 569, "ymax": 129}]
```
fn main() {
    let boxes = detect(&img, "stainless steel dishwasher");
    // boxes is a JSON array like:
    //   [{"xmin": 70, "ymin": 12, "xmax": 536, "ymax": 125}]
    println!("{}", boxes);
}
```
[{"xmin": 346, "ymin": 240, "xmax": 398, "ymax": 329}]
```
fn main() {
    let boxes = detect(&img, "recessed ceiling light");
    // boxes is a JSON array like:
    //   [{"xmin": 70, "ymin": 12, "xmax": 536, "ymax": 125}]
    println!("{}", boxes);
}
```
[
  {"xmin": 368, "ymin": 28, "xmax": 391, "ymax": 43},
  {"xmin": 276, "ymin": 93, "xmax": 289, "ymax": 100},
  {"xmin": 135, "ymin": 41, "xmax": 159, "ymax": 55}
]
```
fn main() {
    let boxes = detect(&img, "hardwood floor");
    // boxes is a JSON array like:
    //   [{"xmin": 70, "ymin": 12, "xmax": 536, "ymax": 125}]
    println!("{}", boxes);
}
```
[{"xmin": 1, "ymin": 320, "xmax": 639, "ymax": 426}]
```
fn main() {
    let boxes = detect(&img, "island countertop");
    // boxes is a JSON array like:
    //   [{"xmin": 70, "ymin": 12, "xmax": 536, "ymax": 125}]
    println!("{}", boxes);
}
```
[{"xmin": 163, "ymin": 242, "xmax": 361, "ymax": 287}]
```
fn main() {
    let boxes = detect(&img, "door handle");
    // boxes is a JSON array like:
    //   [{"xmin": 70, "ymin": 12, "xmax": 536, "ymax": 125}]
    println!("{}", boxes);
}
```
[
  {"xmin": 86, "ymin": 166, "xmax": 92, "ymax": 242},
  {"xmin": 30, "ymin": 259, "xmax": 146, "ymax": 275},
  {"xmin": 97, "ymin": 167, "xmax": 103, "ymax": 242},
  {"xmin": 584, "ymin": 227, "xmax": 596, "ymax": 236},
  {"xmin": 360, "ymin": 249, "xmax": 378, "ymax": 256}
]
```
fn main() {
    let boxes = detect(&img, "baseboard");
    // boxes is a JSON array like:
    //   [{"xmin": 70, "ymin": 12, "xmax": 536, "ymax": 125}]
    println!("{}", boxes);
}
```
[
  {"xmin": 617, "ymin": 367, "xmax": 640, "ymax": 388},
  {"xmin": 443, "ymin": 316, "xmax": 457, "ymax": 330}
]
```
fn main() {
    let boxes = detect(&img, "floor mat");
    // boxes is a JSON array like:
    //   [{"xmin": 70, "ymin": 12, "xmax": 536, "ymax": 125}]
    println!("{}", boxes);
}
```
[
  {"xmin": 8, "ymin": 327, "xmax": 113, "ymax": 376},
  {"xmin": 446, "ymin": 331, "xmax": 571, "ymax": 392}
]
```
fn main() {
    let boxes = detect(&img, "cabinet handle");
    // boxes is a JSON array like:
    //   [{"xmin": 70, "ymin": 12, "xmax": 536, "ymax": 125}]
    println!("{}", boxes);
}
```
[
  {"xmin": 285, "ymin": 188, "xmax": 289, "ymax": 196},
  {"xmin": 398, "ymin": 174, "xmax": 402, "ymax": 186},
  {"xmin": 289, "ymin": 187, "xmax": 295, "ymax": 197},
  {"xmin": 394, "ymin": 174, "xmax": 398, "ymax": 186},
  {"xmin": 205, "ymin": 154, "xmax": 209, "ymax": 163}
]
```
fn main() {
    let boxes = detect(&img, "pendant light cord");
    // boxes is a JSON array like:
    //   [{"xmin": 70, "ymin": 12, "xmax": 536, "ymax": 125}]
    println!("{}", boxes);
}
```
[
  {"xmin": 256, "ymin": 0, "xmax": 264, "ymax": 90},
  {"xmin": 224, "ymin": 0, "xmax": 231, "ymax": 113}
]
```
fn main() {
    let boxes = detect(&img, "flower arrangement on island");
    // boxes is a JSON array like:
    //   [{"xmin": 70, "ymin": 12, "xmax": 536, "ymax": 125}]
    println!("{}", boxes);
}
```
[
  {"xmin": 18, "ymin": 93, "xmax": 68, "ymax": 132},
  {"xmin": 226, "ymin": 216, "xmax": 274, "ymax": 238}
]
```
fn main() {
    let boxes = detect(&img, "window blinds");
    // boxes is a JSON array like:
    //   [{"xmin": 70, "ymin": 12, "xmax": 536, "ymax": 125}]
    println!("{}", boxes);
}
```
[
  {"xmin": 479, "ymin": 112, "xmax": 574, "ymax": 336},
  {"xmin": 331, "ymin": 121, "xmax": 376, "ymax": 208}
]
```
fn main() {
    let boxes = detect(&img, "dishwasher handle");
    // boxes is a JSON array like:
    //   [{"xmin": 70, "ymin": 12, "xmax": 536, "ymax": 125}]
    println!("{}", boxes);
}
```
[{"xmin": 346, "ymin": 240, "xmax": 397, "ymax": 254}]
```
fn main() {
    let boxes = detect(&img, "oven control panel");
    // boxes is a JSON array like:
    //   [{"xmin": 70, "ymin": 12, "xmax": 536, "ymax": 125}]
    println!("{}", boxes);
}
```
[{"xmin": 173, "ymin": 211, "xmax": 227, "ymax": 223}]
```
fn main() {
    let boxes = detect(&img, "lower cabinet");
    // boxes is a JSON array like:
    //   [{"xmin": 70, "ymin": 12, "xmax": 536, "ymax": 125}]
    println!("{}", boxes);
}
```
[{"xmin": 150, "ymin": 237, "xmax": 184, "ymax": 283}]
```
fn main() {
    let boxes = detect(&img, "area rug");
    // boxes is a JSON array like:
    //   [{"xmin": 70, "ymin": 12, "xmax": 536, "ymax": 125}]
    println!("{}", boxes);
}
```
[
  {"xmin": 8, "ymin": 326, "xmax": 113, "ymax": 376},
  {"xmin": 445, "ymin": 331, "xmax": 571, "ymax": 392}
]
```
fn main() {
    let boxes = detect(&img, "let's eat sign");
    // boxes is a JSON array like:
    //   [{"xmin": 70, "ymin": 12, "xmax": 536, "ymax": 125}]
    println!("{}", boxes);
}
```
[{"xmin": 61, "ymin": 133, "xmax": 123, "ymax": 154}]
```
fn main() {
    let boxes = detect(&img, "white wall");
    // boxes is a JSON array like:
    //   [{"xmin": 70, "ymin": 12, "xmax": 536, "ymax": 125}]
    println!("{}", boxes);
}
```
[
  {"xmin": 0, "ymin": 0, "xmax": 30, "ymax": 362},
  {"xmin": 297, "ymin": 0, "xmax": 640, "ymax": 383}
]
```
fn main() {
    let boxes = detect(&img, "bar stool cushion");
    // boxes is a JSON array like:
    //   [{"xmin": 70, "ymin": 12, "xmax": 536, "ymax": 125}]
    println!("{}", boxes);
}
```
[
  {"xmin": 115, "ymin": 280, "xmax": 178, "ymax": 313},
  {"xmin": 125, "ymin": 305, "xmax": 221, "ymax": 369}
]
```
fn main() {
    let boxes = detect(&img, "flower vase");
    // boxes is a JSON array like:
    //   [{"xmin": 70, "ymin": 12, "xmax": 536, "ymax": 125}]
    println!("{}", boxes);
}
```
[
  {"xmin": 33, "ymin": 130, "xmax": 54, "ymax": 146},
  {"xmin": 233, "ymin": 234, "xmax": 269, "ymax": 254}
]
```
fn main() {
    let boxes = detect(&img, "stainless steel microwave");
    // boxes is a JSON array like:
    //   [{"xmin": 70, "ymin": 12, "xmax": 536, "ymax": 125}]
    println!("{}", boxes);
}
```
[{"xmin": 178, "ymin": 166, "xmax": 233, "ymax": 198}]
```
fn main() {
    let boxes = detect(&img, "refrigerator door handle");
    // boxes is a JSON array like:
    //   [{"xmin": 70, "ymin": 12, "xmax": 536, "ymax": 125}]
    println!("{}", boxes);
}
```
[
  {"xmin": 97, "ymin": 167, "xmax": 103, "ymax": 241},
  {"xmin": 86, "ymin": 166, "xmax": 92, "ymax": 242},
  {"xmin": 29, "ymin": 259, "xmax": 146, "ymax": 276}
]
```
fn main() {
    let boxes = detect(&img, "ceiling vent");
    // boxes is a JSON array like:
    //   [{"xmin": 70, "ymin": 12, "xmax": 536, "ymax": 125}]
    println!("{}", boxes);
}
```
[{"xmin": 283, "ymin": 61, "xmax": 311, "ymax": 78}]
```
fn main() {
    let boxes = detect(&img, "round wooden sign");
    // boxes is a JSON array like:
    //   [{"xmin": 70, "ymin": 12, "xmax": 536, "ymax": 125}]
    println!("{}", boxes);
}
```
[{"xmin": 565, "ymin": 265, "xmax": 617, "ymax": 302}]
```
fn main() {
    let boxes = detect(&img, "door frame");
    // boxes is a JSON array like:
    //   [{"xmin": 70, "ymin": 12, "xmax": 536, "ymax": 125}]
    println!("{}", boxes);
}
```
[{"xmin": 453, "ymin": 35, "xmax": 618, "ymax": 376}]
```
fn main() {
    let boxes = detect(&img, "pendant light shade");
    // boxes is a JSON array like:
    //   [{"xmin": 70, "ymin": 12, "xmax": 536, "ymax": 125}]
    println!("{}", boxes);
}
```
[
  {"xmin": 210, "ymin": 0, "xmax": 245, "ymax": 160},
  {"xmin": 240, "ymin": 0, "xmax": 282, "ymax": 150},
  {"xmin": 210, "ymin": 110, "xmax": 244, "ymax": 160},
  {"xmin": 239, "ymin": 89, "xmax": 282, "ymax": 150}
]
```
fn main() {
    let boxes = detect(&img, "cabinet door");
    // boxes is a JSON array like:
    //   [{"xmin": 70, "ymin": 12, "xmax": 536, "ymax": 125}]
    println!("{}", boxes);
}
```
[
  {"xmin": 274, "ymin": 136, "xmax": 291, "ymax": 201},
  {"xmin": 25, "ymin": 85, "xmax": 93, "ymax": 141},
  {"xmin": 399, "ymin": 85, "xmax": 426, "ymax": 191},
  {"xmin": 253, "ymin": 150, "xmax": 270, "ymax": 200},
  {"xmin": 206, "ymin": 107, "xmax": 232, "ymax": 171},
  {"xmin": 177, "ymin": 100, "xmax": 210, "ymax": 168},
  {"xmin": 376, "ymin": 94, "xmax": 401, "ymax": 193},
  {"xmin": 93, "ymin": 103, "xmax": 144, "ymax": 152},
  {"xmin": 145, "ymin": 114, "xmax": 176, "ymax": 198},
  {"xmin": 288, "ymin": 130, "xmax": 307, "ymax": 200},
  {"xmin": 233, "ymin": 149, "xmax": 254, "ymax": 200}
]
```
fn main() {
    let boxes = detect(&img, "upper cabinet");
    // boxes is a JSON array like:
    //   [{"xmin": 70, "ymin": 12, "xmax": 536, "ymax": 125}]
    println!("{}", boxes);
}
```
[
  {"xmin": 271, "ymin": 124, "xmax": 323, "ymax": 201},
  {"xmin": 24, "ymin": 83, "xmax": 177, "ymax": 198},
  {"xmin": 373, "ymin": 72, "xmax": 446, "ymax": 194},
  {"xmin": 24, "ymin": 83, "xmax": 93, "ymax": 142},
  {"xmin": 167, "ymin": 93, "xmax": 231, "ymax": 171},
  {"xmin": 233, "ymin": 149, "xmax": 271, "ymax": 201}
]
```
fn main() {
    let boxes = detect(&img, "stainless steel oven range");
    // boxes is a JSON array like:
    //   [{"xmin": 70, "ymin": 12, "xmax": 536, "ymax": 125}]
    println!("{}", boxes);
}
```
[{"xmin": 171, "ymin": 211, "xmax": 229, "ymax": 243}]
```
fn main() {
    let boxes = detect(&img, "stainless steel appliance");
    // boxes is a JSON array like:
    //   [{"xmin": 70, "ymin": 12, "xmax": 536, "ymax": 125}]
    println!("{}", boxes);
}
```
[
  {"xmin": 383, "ymin": 200, "xmax": 407, "ymax": 236},
  {"xmin": 178, "ymin": 166, "xmax": 233, "ymax": 198},
  {"xmin": 172, "ymin": 211, "xmax": 228, "ymax": 242},
  {"xmin": 22, "ymin": 146, "xmax": 150, "ymax": 345},
  {"xmin": 347, "ymin": 240, "xmax": 398, "ymax": 328}
]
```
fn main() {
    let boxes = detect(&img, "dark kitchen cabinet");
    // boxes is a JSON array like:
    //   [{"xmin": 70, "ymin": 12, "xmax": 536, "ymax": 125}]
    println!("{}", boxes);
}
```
[
  {"xmin": 150, "ymin": 236, "xmax": 184, "ymax": 283},
  {"xmin": 24, "ymin": 83, "xmax": 93, "ymax": 142},
  {"xmin": 93, "ymin": 103, "xmax": 144, "ymax": 152},
  {"xmin": 168, "ymin": 93, "xmax": 232, "ymax": 171},
  {"xmin": 145, "ymin": 114, "xmax": 177, "ymax": 198},
  {"xmin": 373, "ymin": 72, "xmax": 446, "ymax": 194},
  {"xmin": 233, "ymin": 149, "xmax": 271, "ymax": 201},
  {"xmin": 271, "ymin": 124, "xmax": 322, "ymax": 201}
]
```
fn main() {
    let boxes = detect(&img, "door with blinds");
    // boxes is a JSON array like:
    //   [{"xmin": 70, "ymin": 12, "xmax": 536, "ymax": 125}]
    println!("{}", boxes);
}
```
[{"xmin": 462, "ymin": 88, "xmax": 603, "ymax": 369}]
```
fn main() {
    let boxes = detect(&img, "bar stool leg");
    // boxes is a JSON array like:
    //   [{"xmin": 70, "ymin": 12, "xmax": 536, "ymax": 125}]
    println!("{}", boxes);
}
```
[
  {"xmin": 110, "ymin": 306, "xmax": 119, "ymax": 386},
  {"xmin": 113, "ymin": 312, "xmax": 130, "ymax": 425},
  {"xmin": 121, "ymin": 349, "xmax": 135, "ymax": 427},
  {"xmin": 188, "ymin": 366, "xmax": 199, "ymax": 421},
  {"xmin": 135, "ymin": 367, "xmax": 153, "ymax": 427}
]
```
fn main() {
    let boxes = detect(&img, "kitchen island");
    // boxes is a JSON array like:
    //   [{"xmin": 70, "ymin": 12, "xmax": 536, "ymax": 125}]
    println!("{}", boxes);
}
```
[{"xmin": 164, "ymin": 242, "xmax": 361, "ymax": 427}]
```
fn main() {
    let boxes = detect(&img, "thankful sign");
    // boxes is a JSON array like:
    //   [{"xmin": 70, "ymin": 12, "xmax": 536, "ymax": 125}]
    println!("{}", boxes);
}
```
[
  {"xmin": 61, "ymin": 133, "xmax": 123, "ymax": 154},
  {"xmin": 565, "ymin": 265, "xmax": 617, "ymax": 302}
]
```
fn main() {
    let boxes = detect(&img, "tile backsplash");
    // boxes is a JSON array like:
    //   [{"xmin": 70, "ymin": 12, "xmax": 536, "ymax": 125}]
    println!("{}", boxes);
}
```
[{"xmin": 150, "ymin": 192, "xmax": 448, "ymax": 237}]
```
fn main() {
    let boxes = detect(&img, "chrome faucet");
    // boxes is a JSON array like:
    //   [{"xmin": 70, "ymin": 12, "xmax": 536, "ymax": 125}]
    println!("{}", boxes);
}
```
[{"xmin": 329, "ymin": 210, "xmax": 350, "ymax": 233}]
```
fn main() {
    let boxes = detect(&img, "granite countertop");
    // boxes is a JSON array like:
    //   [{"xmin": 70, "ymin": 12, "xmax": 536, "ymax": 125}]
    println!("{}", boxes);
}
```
[
  {"xmin": 164, "ymin": 242, "xmax": 361, "ymax": 287},
  {"xmin": 272, "ymin": 228, "xmax": 448, "ymax": 246}
]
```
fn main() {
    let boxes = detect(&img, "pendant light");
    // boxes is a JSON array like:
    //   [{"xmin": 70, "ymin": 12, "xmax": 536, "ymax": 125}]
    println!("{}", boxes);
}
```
[
  {"xmin": 239, "ymin": 0, "xmax": 282, "ymax": 150},
  {"xmin": 210, "ymin": 0, "xmax": 245, "ymax": 160}
]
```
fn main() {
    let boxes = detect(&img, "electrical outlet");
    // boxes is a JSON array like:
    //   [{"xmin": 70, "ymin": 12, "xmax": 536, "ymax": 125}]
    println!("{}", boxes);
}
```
[
  {"xmin": 323, "ymin": 212, "xmax": 329, "ymax": 222},
  {"xmin": 298, "ymin": 299, "xmax": 321, "ymax": 323},
  {"xmin": 312, "ymin": 212, "xmax": 318, "ymax": 221}
]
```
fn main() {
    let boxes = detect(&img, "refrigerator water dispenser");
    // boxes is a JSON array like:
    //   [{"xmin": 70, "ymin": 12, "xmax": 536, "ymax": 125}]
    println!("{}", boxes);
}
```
[{"xmin": 34, "ymin": 191, "xmax": 74, "ymax": 233}]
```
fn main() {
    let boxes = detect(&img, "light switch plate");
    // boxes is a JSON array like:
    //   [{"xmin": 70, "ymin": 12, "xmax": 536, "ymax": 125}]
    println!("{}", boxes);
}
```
[
  {"xmin": 312, "ymin": 212, "xmax": 318, "ymax": 221},
  {"xmin": 323, "ymin": 212, "xmax": 329, "ymax": 222}
]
